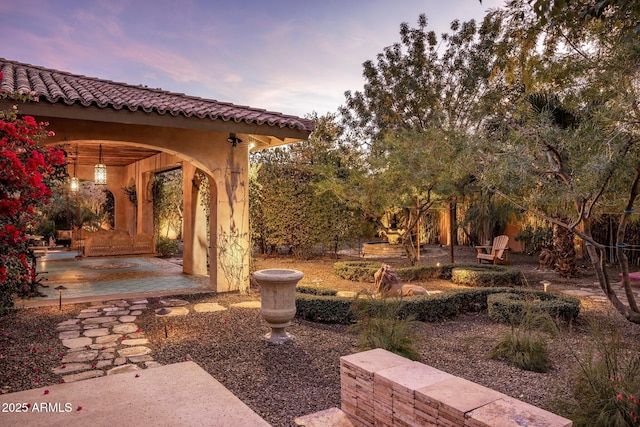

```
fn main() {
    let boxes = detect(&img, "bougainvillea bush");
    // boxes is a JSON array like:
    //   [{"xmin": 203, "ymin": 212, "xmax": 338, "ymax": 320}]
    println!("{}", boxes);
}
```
[{"xmin": 0, "ymin": 72, "xmax": 66, "ymax": 309}]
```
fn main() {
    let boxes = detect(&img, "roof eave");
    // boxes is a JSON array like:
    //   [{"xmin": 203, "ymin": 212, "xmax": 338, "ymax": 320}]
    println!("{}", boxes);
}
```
[{"xmin": 1, "ymin": 100, "xmax": 312, "ymax": 141}]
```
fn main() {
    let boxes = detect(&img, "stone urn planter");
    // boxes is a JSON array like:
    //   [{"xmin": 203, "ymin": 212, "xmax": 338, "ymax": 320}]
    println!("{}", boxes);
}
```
[{"xmin": 252, "ymin": 269, "xmax": 304, "ymax": 344}]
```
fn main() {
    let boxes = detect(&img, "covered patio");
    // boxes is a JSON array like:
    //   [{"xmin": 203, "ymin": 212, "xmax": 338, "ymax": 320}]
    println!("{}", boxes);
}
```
[{"xmin": 0, "ymin": 58, "xmax": 314, "ymax": 293}]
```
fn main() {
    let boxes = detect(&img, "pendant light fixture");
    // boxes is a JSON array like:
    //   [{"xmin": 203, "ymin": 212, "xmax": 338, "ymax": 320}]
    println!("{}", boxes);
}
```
[
  {"xmin": 70, "ymin": 144, "xmax": 79, "ymax": 192},
  {"xmin": 94, "ymin": 144, "xmax": 107, "ymax": 185}
]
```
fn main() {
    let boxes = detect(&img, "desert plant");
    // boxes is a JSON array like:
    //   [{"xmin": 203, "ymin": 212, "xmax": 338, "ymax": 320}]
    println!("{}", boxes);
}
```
[
  {"xmin": 555, "ymin": 317, "xmax": 640, "ymax": 426},
  {"xmin": 350, "ymin": 294, "xmax": 421, "ymax": 361},
  {"xmin": 489, "ymin": 304, "xmax": 557, "ymax": 373}
]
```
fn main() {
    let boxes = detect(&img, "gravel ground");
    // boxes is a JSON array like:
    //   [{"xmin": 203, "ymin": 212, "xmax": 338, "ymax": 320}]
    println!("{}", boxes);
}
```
[{"xmin": 1, "ymin": 248, "xmax": 640, "ymax": 427}]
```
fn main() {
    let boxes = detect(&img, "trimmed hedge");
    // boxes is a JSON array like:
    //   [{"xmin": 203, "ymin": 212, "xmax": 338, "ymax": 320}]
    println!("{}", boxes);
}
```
[
  {"xmin": 487, "ymin": 292, "xmax": 580, "ymax": 324},
  {"xmin": 295, "ymin": 287, "xmax": 580, "ymax": 325},
  {"xmin": 333, "ymin": 261, "xmax": 382, "ymax": 282},
  {"xmin": 296, "ymin": 285, "xmax": 337, "ymax": 296},
  {"xmin": 333, "ymin": 261, "xmax": 523, "ymax": 287},
  {"xmin": 295, "ymin": 293, "xmax": 355, "ymax": 323},
  {"xmin": 451, "ymin": 265, "xmax": 524, "ymax": 287}
]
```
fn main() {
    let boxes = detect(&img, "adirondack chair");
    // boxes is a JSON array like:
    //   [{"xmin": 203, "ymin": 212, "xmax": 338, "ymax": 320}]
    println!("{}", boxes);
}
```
[{"xmin": 476, "ymin": 235, "xmax": 510, "ymax": 265}]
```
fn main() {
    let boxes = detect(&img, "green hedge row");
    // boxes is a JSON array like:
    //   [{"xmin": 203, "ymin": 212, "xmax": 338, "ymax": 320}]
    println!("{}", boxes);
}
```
[
  {"xmin": 451, "ymin": 265, "xmax": 524, "ymax": 287},
  {"xmin": 487, "ymin": 292, "xmax": 580, "ymax": 324},
  {"xmin": 295, "ymin": 285, "xmax": 337, "ymax": 296},
  {"xmin": 333, "ymin": 261, "xmax": 382, "ymax": 282},
  {"xmin": 294, "ymin": 287, "xmax": 580, "ymax": 325},
  {"xmin": 333, "ymin": 261, "xmax": 523, "ymax": 286}
]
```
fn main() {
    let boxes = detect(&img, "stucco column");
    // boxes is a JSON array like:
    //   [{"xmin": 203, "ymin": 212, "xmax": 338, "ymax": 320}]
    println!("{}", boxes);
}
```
[
  {"xmin": 211, "ymin": 143, "xmax": 250, "ymax": 293},
  {"xmin": 182, "ymin": 162, "xmax": 208, "ymax": 276}
]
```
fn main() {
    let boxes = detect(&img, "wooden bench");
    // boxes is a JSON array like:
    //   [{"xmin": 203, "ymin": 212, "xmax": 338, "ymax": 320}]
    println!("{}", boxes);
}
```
[{"xmin": 82, "ymin": 229, "xmax": 155, "ymax": 257}]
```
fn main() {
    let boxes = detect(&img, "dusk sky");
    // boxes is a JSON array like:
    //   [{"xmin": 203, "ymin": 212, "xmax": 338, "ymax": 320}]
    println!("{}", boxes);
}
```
[{"xmin": 2, "ymin": 0, "xmax": 505, "ymax": 117}]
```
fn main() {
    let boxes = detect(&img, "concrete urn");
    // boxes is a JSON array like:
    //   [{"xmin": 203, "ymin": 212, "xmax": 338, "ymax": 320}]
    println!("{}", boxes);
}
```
[{"xmin": 253, "ymin": 269, "xmax": 304, "ymax": 344}]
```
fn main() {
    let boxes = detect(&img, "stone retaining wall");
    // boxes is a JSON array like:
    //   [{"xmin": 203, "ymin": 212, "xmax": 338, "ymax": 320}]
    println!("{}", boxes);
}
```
[{"xmin": 340, "ymin": 348, "xmax": 572, "ymax": 427}]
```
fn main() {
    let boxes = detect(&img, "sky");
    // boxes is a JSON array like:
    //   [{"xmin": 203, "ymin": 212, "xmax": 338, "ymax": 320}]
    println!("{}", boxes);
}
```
[{"xmin": 2, "ymin": 0, "xmax": 506, "ymax": 118}]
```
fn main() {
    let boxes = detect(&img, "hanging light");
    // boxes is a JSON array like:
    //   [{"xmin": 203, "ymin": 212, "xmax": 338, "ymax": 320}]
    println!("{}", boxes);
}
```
[
  {"xmin": 94, "ymin": 144, "xmax": 107, "ymax": 185},
  {"xmin": 70, "ymin": 144, "xmax": 79, "ymax": 192}
]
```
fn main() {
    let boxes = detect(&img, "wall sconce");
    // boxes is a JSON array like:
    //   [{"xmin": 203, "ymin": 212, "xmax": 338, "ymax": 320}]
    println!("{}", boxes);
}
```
[
  {"xmin": 94, "ymin": 144, "xmax": 107, "ymax": 185},
  {"xmin": 227, "ymin": 133, "xmax": 242, "ymax": 148},
  {"xmin": 55, "ymin": 285, "xmax": 67, "ymax": 310}
]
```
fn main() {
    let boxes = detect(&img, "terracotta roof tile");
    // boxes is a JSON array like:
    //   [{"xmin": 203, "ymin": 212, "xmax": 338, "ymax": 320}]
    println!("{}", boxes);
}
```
[{"xmin": 0, "ymin": 58, "xmax": 315, "ymax": 133}]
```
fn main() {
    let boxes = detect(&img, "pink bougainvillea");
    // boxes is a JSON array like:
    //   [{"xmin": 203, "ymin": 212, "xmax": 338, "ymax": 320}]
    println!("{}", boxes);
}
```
[{"xmin": 0, "ymin": 108, "xmax": 66, "ymax": 307}]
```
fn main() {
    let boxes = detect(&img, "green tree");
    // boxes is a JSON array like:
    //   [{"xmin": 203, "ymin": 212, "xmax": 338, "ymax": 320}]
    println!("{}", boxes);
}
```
[
  {"xmin": 251, "ymin": 113, "xmax": 366, "ymax": 259},
  {"xmin": 476, "ymin": 2, "xmax": 640, "ymax": 323},
  {"xmin": 339, "ymin": 13, "xmax": 504, "ymax": 263}
]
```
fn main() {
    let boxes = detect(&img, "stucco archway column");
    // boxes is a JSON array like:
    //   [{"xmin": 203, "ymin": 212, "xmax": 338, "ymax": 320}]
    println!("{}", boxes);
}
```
[
  {"xmin": 210, "ymin": 144, "xmax": 250, "ymax": 293},
  {"xmin": 182, "ymin": 162, "xmax": 208, "ymax": 275}
]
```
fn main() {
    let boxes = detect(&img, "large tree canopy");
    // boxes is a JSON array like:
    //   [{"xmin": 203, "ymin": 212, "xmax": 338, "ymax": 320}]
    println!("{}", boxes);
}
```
[
  {"xmin": 475, "ymin": 1, "xmax": 640, "ymax": 322},
  {"xmin": 338, "ymin": 14, "xmax": 506, "ymax": 263}
]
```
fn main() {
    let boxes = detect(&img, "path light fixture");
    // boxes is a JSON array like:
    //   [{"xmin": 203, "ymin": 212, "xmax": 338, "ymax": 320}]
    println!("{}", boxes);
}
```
[
  {"xmin": 54, "ymin": 285, "xmax": 67, "ymax": 310},
  {"xmin": 94, "ymin": 144, "xmax": 107, "ymax": 185},
  {"xmin": 156, "ymin": 308, "xmax": 172, "ymax": 338},
  {"xmin": 227, "ymin": 133, "xmax": 242, "ymax": 148},
  {"xmin": 541, "ymin": 280, "xmax": 551, "ymax": 292}
]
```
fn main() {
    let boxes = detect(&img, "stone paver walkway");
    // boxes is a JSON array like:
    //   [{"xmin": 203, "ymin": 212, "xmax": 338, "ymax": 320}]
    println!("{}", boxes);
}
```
[
  {"xmin": 52, "ymin": 296, "xmax": 255, "ymax": 383},
  {"xmin": 54, "ymin": 298, "xmax": 159, "ymax": 383}
]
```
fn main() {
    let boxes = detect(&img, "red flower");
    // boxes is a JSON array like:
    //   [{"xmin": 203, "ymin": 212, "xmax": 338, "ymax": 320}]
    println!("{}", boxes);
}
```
[
  {"xmin": 44, "ymin": 390, "xmax": 49, "ymax": 395},
  {"xmin": 77, "ymin": 406, "xmax": 82, "ymax": 411}
]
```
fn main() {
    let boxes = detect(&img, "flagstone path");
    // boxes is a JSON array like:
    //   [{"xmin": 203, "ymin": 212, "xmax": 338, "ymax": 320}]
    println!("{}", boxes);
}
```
[
  {"xmin": 54, "ymin": 298, "xmax": 157, "ymax": 383},
  {"xmin": 53, "ymin": 297, "xmax": 258, "ymax": 383}
]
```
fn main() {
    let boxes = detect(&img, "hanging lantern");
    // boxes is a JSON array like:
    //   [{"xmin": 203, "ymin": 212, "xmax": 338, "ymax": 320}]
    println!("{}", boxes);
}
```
[
  {"xmin": 70, "ymin": 176, "xmax": 80, "ymax": 192},
  {"xmin": 94, "ymin": 144, "xmax": 107, "ymax": 185},
  {"xmin": 70, "ymin": 145, "xmax": 80, "ymax": 192}
]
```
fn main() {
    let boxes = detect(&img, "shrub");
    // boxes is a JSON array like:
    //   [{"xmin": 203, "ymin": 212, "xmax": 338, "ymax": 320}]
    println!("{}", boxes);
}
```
[
  {"xmin": 554, "ymin": 318, "xmax": 640, "ymax": 426},
  {"xmin": 156, "ymin": 237, "xmax": 179, "ymax": 257},
  {"xmin": 490, "ymin": 328, "xmax": 552, "ymax": 373},
  {"xmin": 333, "ymin": 261, "xmax": 381, "ymax": 282},
  {"xmin": 333, "ymin": 261, "xmax": 523, "ymax": 287},
  {"xmin": 489, "ymin": 301, "xmax": 558, "ymax": 373},
  {"xmin": 487, "ymin": 292, "xmax": 580, "ymax": 324},
  {"xmin": 350, "ymin": 294, "xmax": 421, "ymax": 361},
  {"xmin": 294, "ymin": 286, "xmax": 578, "ymax": 325},
  {"xmin": 451, "ymin": 265, "xmax": 524, "ymax": 287},
  {"xmin": 295, "ymin": 293, "xmax": 354, "ymax": 323},
  {"xmin": 296, "ymin": 285, "xmax": 337, "ymax": 296}
]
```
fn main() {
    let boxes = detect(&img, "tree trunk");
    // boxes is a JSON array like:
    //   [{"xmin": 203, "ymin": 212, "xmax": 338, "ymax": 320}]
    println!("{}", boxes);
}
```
[{"xmin": 554, "ymin": 223, "xmax": 577, "ymax": 278}]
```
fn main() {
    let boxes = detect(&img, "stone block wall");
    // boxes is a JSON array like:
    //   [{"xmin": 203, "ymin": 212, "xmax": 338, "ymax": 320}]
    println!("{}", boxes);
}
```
[{"xmin": 340, "ymin": 348, "xmax": 572, "ymax": 427}]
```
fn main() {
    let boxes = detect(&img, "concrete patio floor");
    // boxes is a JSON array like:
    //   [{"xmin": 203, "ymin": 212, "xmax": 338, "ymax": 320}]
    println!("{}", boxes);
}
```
[{"xmin": 18, "ymin": 249, "xmax": 210, "ymax": 308}]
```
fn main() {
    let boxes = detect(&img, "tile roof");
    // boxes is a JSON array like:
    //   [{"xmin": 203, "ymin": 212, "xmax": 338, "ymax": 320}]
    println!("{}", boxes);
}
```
[{"xmin": 0, "ymin": 58, "xmax": 315, "ymax": 133}]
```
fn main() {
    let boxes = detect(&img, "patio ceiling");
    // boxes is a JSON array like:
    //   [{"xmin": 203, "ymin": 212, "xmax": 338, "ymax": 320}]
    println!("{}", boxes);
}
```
[{"xmin": 65, "ymin": 142, "xmax": 160, "ymax": 167}]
